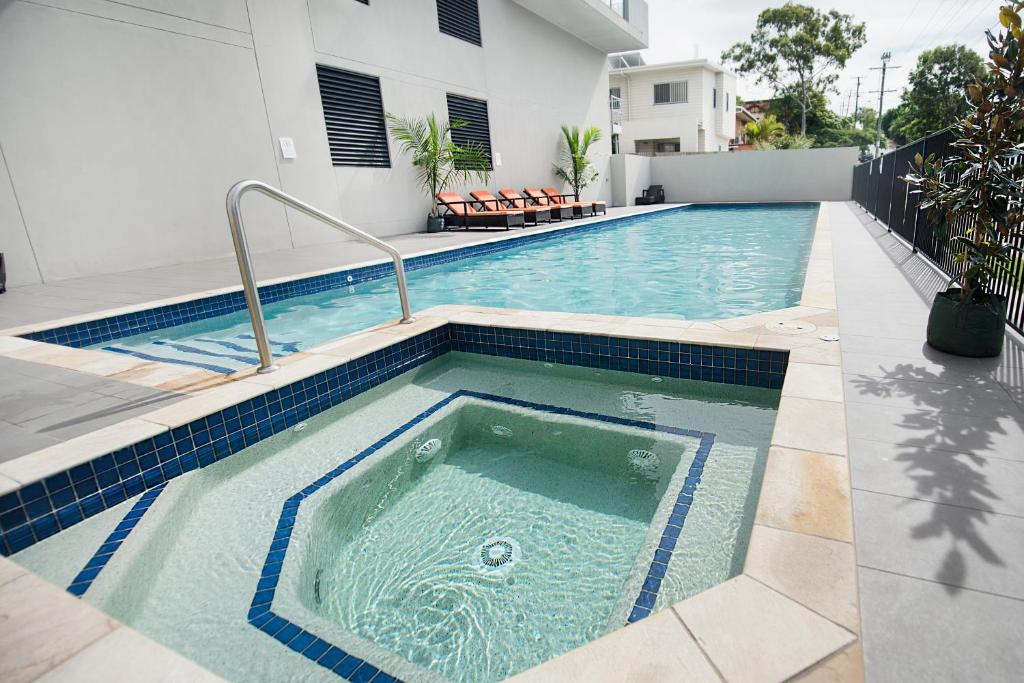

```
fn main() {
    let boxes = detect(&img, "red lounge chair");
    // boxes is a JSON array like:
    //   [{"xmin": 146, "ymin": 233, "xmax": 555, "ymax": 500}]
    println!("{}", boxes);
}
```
[
  {"xmin": 521, "ymin": 188, "xmax": 576, "ymax": 220},
  {"xmin": 436, "ymin": 192, "xmax": 525, "ymax": 231},
  {"xmin": 542, "ymin": 187, "xmax": 606, "ymax": 217},
  {"xmin": 471, "ymin": 190, "xmax": 551, "ymax": 226}
]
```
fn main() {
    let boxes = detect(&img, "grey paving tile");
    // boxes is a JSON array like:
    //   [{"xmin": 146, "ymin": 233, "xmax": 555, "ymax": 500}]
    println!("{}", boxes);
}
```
[
  {"xmin": 843, "ymin": 373, "xmax": 1016, "ymax": 416},
  {"xmin": 849, "ymin": 437, "xmax": 1024, "ymax": 517},
  {"xmin": 841, "ymin": 349, "xmax": 1005, "ymax": 386},
  {"xmin": 0, "ymin": 421, "xmax": 62, "ymax": 463},
  {"xmin": 853, "ymin": 489, "xmax": 1024, "ymax": 599},
  {"xmin": 859, "ymin": 567, "xmax": 1024, "ymax": 683},
  {"xmin": 845, "ymin": 401, "xmax": 1024, "ymax": 461}
]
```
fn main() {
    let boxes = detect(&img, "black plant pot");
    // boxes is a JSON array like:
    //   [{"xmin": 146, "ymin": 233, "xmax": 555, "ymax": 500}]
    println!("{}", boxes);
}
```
[
  {"xmin": 926, "ymin": 288, "xmax": 1007, "ymax": 358},
  {"xmin": 426, "ymin": 215, "xmax": 444, "ymax": 233}
]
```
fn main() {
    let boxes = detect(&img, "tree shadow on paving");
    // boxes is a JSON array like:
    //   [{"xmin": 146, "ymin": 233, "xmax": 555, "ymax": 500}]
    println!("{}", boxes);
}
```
[{"xmin": 849, "ymin": 362, "xmax": 1018, "ymax": 594}]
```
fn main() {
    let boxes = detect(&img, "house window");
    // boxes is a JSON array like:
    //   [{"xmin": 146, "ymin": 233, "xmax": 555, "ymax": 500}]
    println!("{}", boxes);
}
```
[
  {"xmin": 315, "ymin": 64, "xmax": 390, "ymax": 168},
  {"xmin": 713, "ymin": 88, "xmax": 717, "ymax": 108},
  {"xmin": 656, "ymin": 141, "xmax": 681, "ymax": 153},
  {"xmin": 726, "ymin": 93, "xmax": 730, "ymax": 111},
  {"xmin": 653, "ymin": 81, "xmax": 687, "ymax": 105},
  {"xmin": 446, "ymin": 93, "xmax": 491, "ymax": 169},
  {"xmin": 609, "ymin": 87, "xmax": 621, "ymax": 110},
  {"xmin": 437, "ymin": 0, "xmax": 481, "ymax": 46}
]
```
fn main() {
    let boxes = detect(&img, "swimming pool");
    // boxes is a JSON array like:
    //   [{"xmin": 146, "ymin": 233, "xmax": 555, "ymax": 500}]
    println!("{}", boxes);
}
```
[
  {"xmin": 85, "ymin": 203, "xmax": 818, "ymax": 372},
  {"xmin": 13, "ymin": 352, "xmax": 778, "ymax": 682}
]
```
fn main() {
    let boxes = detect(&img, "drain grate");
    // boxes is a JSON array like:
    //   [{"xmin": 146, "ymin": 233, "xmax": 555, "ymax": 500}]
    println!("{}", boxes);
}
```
[
  {"xmin": 415, "ymin": 438, "xmax": 442, "ymax": 463},
  {"xmin": 490, "ymin": 425, "xmax": 513, "ymax": 438},
  {"xmin": 477, "ymin": 537, "xmax": 520, "ymax": 570},
  {"xmin": 628, "ymin": 449, "xmax": 660, "ymax": 477}
]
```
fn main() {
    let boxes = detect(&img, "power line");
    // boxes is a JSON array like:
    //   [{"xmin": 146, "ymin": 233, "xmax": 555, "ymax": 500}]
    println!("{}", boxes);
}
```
[
  {"xmin": 936, "ymin": 0, "xmax": 988, "ymax": 39},
  {"xmin": 905, "ymin": 0, "xmax": 959, "ymax": 52},
  {"xmin": 950, "ymin": 0, "xmax": 1001, "ymax": 42}
]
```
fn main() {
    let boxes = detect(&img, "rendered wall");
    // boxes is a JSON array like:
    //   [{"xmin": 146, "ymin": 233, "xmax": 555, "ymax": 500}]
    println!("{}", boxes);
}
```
[
  {"xmin": 610, "ymin": 154, "xmax": 651, "ymax": 207},
  {"xmin": 0, "ymin": 0, "xmax": 612, "ymax": 285},
  {"xmin": 609, "ymin": 147, "xmax": 858, "ymax": 205}
]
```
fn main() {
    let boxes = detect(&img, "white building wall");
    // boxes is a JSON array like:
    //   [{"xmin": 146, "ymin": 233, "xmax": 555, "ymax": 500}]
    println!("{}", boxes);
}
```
[
  {"xmin": 0, "ymin": 0, "xmax": 613, "ymax": 285},
  {"xmin": 610, "ymin": 63, "xmax": 738, "ymax": 155},
  {"xmin": 608, "ymin": 148, "xmax": 858, "ymax": 205}
]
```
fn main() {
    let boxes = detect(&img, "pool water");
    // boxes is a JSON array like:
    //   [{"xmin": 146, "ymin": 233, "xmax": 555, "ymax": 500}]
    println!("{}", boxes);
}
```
[
  {"xmin": 13, "ymin": 354, "xmax": 779, "ymax": 682},
  {"xmin": 293, "ymin": 396, "xmax": 699, "ymax": 681},
  {"xmin": 95, "ymin": 203, "xmax": 818, "ymax": 372}
]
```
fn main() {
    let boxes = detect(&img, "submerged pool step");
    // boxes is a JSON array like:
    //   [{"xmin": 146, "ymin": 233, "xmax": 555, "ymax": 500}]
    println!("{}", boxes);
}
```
[{"xmin": 102, "ymin": 335, "xmax": 302, "ymax": 374}]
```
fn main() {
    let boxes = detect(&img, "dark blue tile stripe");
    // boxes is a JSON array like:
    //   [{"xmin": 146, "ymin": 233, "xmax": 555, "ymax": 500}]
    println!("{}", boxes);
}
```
[
  {"xmin": 22, "ymin": 206, "xmax": 684, "ymax": 349},
  {"xmin": 627, "ymin": 432, "xmax": 717, "ymax": 623},
  {"xmin": 66, "ymin": 482, "xmax": 167, "ymax": 597},
  {"xmin": 450, "ymin": 323, "xmax": 788, "ymax": 389},
  {"xmin": 249, "ymin": 389, "xmax": 712, "ymax": 681},
  {"xmin": 1, "ymin": 323, "xmax": 784, "ymax": 563},
  {"xmin": 102, "ymin": 345, "xmax": 237, "ymax": 374}
]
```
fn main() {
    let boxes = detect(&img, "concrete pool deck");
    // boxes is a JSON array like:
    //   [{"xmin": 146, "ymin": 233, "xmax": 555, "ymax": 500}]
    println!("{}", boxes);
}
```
[{"xmin": 0, "ymin": 200, "xmax": 1019, "ymax": 681}]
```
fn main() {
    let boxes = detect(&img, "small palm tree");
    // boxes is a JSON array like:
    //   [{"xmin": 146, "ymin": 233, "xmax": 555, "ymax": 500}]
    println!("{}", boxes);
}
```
[
  {"xmin": 386, "ymin": 113, "xmax": 490, "ymax": 217},
  {"xmin": 553, "ymin": 125, "xmax": 603, "ymax": 200},
  {"xmin": 744, "ymin": 114, "xmax": 786, "ymax": 145}
]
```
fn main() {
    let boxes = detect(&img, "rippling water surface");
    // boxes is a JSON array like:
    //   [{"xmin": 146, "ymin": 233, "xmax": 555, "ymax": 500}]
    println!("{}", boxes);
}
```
[{"xmin": 96, "ymin": 203, "xmax": 818, "ymax": 371}]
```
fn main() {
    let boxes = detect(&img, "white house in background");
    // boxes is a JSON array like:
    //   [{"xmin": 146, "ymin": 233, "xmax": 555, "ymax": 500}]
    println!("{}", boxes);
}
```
[
  {"xmin": 0, "ymin": 0, "xmax": 647, "ymax": 286},
  {"xmin": 608, "ymin": 53, "xmax": 737, "ymax": 154}
]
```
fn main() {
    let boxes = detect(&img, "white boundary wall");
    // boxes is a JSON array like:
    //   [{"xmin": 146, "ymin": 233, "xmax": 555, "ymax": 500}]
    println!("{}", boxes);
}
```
[{"xmin": 610, "ymin": 147, "xmax": 858, "ymax": 205}]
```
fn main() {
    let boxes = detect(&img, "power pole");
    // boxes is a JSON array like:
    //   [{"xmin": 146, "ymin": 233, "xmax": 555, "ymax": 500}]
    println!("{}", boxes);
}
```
[
  {"xmin": 853, "ymin": 76, "xmax": 863, "ymax": 126},
  {"xmin": 869, "ymin": 52, "xmax": 900, "ymax": 157}
]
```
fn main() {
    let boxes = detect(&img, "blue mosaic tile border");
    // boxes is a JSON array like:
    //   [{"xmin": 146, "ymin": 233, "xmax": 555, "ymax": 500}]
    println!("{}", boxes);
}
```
[
  {"xmin": 249, "ymin": 389, "xmax": 714, "ymax": 682},
  {"xmin": 0, "ymin": 327, "xmax": 452, "ymax": 556},
  {"xmin": 450, "ymin": 323, "xmax": 788, "ymax": 389},
  {"xmin": 628, "ymin": 432, "xmax": 716, "ymax": 623},
  {"xmin": 1, "ymin": 322, "xmax": 784, "ymax": 560},
  {"xmin": 21, "ymin": 206, "xmax": 684, "ymax": 349},
  {"xmin": 67, "ymin": 482, "xmax": 167, "ymax": 596}
]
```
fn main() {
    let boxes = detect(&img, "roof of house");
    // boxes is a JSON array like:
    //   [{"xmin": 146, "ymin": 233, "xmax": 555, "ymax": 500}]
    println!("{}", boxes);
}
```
[{"xmin": 608, "ymin": 58, "xmax": 736, "ymax": 78}]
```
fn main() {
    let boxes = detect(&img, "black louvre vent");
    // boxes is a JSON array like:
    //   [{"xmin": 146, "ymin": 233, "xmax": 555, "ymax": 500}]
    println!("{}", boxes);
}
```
[
  {"xmin": 446, "ymin": 93, "xmax": 491, "ymax": 169},
  {"xmin": 315, "ymin": 65, "xmax": 390, "ymax": 168},
  {"xmin": 437, "ymin": 0, "xmax": 481, "ymax": 46}
]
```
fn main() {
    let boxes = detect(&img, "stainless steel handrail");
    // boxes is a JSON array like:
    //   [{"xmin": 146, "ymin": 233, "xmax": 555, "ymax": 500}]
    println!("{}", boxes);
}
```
[{"xmin": 225, "ymin": 179, "xmax": 415, "ymax": 374}]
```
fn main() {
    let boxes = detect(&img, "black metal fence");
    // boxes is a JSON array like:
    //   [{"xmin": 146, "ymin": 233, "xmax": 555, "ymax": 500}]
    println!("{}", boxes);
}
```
[{"xmin": 851, "ymin": 129, "xmax": 1024, "ymax": 335}]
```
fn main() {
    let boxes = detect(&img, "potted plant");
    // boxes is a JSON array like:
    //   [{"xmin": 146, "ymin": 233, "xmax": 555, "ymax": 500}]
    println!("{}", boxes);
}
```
[
  {"xmin": 553, "ymin": 124, "xmax": 603, "ymax": 201},
  {"xmin": 386, "ymin": 113, "xmax": 490, "ymax": 233},
  {"xmin": 903, "ymin": 2, "xmax": 1024, "ymax": 357}
]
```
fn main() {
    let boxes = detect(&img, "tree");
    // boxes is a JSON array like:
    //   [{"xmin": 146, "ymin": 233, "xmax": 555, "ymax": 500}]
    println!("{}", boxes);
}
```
[
  {"xmin": 722, "ymin": 3, "xmax": 867, "ymax": 135},
  {"xmin": 744, "ymin": 114, "xmax": 786, "ymax": 144},
  {"xmin": 903, "ymin": 3, "xmax": 1024, "ymax": 313},
  {"xmin": 553, "ymin": 125, "xmax": 603, "ymax": 200},
  {"xmin": 386, "ymin": 113, "xmax": 490, "ymax": 216},
  {"xmin": 888, "ymin": 45, "xmax": 985, "ymax": 144}
]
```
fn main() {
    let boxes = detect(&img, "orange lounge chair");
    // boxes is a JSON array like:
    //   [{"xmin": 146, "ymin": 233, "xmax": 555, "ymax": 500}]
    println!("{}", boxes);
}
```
[
  {"xmin": 521, "ymin": 188, "xmax": 576, "ymax": 220},
  {"xmin": 470, "ymin": 190, "xmax": 551, "ymax": 226},
  {"xmin": 436, "ymin": 192, "xmax": 525, "ymax": 230},
  {"xmin": 542, "ymin": 187, "xmax": 606, "ymax": 217},
  {"xmin": 498, "ymin": 189, "xmax": 565, "ymax": 222}
]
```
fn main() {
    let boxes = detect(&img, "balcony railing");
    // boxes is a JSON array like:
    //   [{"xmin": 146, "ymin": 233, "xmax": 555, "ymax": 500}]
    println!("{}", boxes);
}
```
[{"xmin": 608, "ymin": 0, "xmax": 648, "ymax": 37}]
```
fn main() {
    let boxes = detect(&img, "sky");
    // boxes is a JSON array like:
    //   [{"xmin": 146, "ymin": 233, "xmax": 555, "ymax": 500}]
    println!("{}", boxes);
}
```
[{"xmin": 639, "ymin": 0, "xmax": 999, "ymax": 116}]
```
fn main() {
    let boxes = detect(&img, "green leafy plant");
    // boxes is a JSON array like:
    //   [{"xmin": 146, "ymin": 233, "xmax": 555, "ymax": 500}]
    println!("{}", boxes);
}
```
[
  {"xmin": 386, "ymin": 113, "xmax": 490, "ymax": 216},
  {"xmin": 745, "ymin": 114, "xmax": 786, "ymax": 144},
  {"xmin": 553, "ymin": 125, "xmax": 603, "ymax": 200},
  {"xmin": 722, "ymin": 3, "xmax": 866, "ymax": 135},
  {"xmin": 903, "ymin": 2, "xmax": 1024, "ymax": 306}
]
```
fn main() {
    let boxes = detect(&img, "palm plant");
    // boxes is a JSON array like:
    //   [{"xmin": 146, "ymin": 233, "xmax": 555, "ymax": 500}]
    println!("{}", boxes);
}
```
[
  {"xmin": 386, "ymin": 113, "xmax": 490, "ymax": 218},
  {"xmin": 744, "ymin": 114, "xmax": 786, "ymax": 145},
  {"xmin": 553, "ymin": 125, "xmax": 603, "ymax": 200}
]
